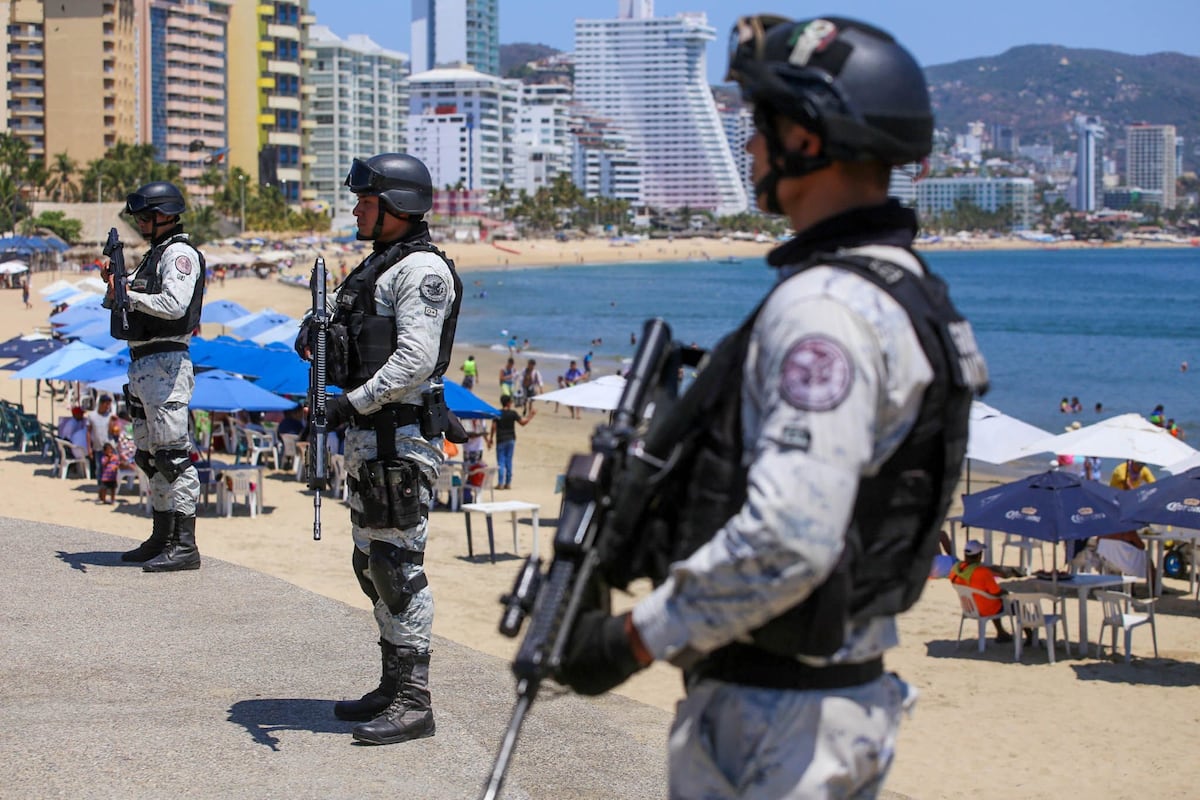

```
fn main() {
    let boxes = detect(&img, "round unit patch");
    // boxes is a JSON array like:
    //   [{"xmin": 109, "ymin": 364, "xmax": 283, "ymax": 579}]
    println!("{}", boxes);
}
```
[
  {"xmin": 780, "ymin": 335, "xmax": 853, "ymax": 411},
  {"xmin": 419, "ymin": 274, "xmax": 447, "ymax": 303},
  {"xmin": 174, "ymin": 255, "xmax": 193, "ymax": 275}
]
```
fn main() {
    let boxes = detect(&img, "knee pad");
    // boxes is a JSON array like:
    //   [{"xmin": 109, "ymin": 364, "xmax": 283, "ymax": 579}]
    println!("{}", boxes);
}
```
[
  {"xmin": 368, "ymin": 540, "xmax": 428, "ymax": 615},
  {"xmin": 352, "ymin": 546, "xmax": 380, "ymax": 605},
  {"xmin": 154, "ymin": 449, "xmax": 193, "ymax": 483},
  {"xmin": 134, "ymin": 449, "xmax": 157, "ymax": 479}
]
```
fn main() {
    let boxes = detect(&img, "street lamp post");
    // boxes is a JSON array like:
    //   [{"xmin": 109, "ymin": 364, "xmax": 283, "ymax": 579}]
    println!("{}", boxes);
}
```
[
  {"xmin": 96, "ymin": 172, "xmax": 104, "ymax": 242},
  {"xmin": 239, "ymin": 174, "xmax": 247, "ymax": 234}
]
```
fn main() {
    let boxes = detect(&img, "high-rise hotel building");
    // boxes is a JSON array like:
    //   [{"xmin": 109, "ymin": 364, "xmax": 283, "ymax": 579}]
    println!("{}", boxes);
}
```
[
  {"xmin": 1126, "ymin": 123, "xmax": 1177, "ymax": 210},
  {"xmin": 6, "ymin": 0, "xmax": 139, "ymax": 164},
  {"xmin": 306, "ymin": 24, "xmax": 409, "ymax": 221},
  {"xmin": 411, "ymin": 0, "xmax": 499, "ymax": 76},
  {"xmin": 227, "ymin": 0, "xmax": 310, "ymax": 203},
  {"xmin": 137, "ymin": 0, "xmax": 231, "ymax": 206},
  {"xmin": 573, "ymin": 1, "xmax": 747, "ymax": 215}
]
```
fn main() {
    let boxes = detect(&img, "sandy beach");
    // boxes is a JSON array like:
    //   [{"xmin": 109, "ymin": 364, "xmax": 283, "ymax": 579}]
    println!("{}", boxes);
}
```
[{"xmin": 5, "ymin": 249, "xmax": 1200, "ymax": 800}]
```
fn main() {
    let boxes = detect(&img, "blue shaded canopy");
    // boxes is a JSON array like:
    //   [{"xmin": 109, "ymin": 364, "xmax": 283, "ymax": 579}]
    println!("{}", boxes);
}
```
[
  {"xmin": 1121, "ymin": 466, "xmax": 1200, "ymax": 528},
  {"xmin": 190, "ymin": 369, "xmax": 297, "ymax": 412},
  {"xmin": 233, "ymin": 314, "xmax": 296, "ymax": 340},
  {"xmin": 55, "ymin": 355, "xmax": 130, "ymax": 383}
]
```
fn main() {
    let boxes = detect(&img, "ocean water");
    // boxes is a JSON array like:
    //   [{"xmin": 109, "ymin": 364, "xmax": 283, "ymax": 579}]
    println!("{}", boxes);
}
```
[{"xmin": 454, "ymin": 247, "xmax": 1200, "ymax": 435}]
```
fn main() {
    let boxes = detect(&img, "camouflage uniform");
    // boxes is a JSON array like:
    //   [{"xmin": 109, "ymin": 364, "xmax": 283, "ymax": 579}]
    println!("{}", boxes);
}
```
[
  {"xmin": 633, "ymin": 245, "xmax": 941, "ymax": 798},
  {"xmin": 338, "ymin": 247, "xmax": 455, "ymax": 649},
  {"xmin": 127, "ymin": 238, "xmax": 203, "ymax": 518}
]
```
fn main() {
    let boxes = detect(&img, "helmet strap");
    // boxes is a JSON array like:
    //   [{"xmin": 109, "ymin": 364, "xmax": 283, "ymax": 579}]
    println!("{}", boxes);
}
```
[{"xmin": 757, "ymin": 118, "xmax": 833, "ymax": 214}]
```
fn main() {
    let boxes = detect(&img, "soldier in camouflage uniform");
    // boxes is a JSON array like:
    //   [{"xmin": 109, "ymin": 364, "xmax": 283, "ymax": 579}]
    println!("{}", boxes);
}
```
[
  {"xmin": 107, "ymin": 181, "xmax": 205, "ymax": 573},
  {"xmin": 297, "ymin": 153, "xmax": 461, "ymax": 745},
  {"xmin": 554, "ymin": 17, "xmax": 987, "ymax": 798}
]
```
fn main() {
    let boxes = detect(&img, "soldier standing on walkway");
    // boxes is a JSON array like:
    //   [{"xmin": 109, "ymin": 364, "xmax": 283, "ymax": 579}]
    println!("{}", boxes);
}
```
[
  {"xmin": 297, "ymin": 153, "xmax": 461, "ymax": 745},
  {"xmin": 105, "ymin": 181, "xmax": 205, "ymax": 572}
]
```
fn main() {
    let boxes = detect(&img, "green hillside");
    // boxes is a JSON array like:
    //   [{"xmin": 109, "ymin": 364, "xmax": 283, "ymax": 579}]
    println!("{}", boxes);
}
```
[{"xmin": 925, "ymin": 45, "xmax": 1200, "ymax": 168}]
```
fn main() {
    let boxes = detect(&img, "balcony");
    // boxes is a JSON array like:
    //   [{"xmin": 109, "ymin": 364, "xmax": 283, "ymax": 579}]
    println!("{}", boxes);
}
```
[
  {"xmin": 300, "ymin": 119, "xmax": 318, "ymax": 130},
  {"xmin": 257, "ymin": 4, "xmax": 273, "ymax": 16},
  {"xmin": 301, "ymin": 84, "xmax": 317, "ymax": 96},
  {"xmin": 267, "ymin": 94, "xmax": 301, "ymax": 112},
  {"xmin": 267, "ymin": 131, "xmax": 302, "ymax": 148},
  {"xmin": 257, "ymin": 76, "xmax": 276, "ymax": 89},
  {"xmin": 267, "ymin": 23, "xmax": 300, "ymax": 41},
  {"xmin": 266, "ymin": 59, "xmax": 301, "ymax": 76},
  {"xmin": 301, "ymin": 153, "xmax": 318, "ymax": 165}
]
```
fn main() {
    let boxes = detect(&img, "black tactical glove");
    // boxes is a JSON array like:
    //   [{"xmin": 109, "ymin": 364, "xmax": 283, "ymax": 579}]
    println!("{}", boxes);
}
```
[
  {"xmin": 294, "ymin": 318, "xmax": 311, "ymax": 360},
  {"xmin": 554, "ymin": 611, "xmax": 647, "ymax": 696},
  {"xmin": 323, "ymin": 394, "xmax": 355, "ymax": 430}
]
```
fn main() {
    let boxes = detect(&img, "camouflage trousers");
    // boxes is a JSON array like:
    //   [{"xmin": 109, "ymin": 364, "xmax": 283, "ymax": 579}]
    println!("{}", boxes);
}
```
[
  {"xmin": 128, "ymin": 350, "xmax": 198, "ymax": 516},
  {"xmin": 668, "ymin": 672, "xmax": 914, "ymax": 799},
  {"xmin": 345, "ymin": 423, "xmax": 443, "ymax": 652}
]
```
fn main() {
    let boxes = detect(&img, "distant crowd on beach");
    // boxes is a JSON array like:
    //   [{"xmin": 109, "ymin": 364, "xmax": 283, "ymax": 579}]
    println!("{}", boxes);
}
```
[
  {"xmin": 1061, "ymin": 396, "xmax": 1185, "ymax": 440},
  {"xmin": 1059, "ymin": 396, "xmax": 1101, "ymax": 415}
]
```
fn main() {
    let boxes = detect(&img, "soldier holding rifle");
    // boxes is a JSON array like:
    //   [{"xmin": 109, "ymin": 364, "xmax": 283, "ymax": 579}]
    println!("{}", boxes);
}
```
[
  {"xmin": 541, "ymin": 16, "xmax": 988, "ymax": 797},
  {"xmin": 295, "ymin": 153, "xmax": 462, "ymax": 746},
  {"xmin": 103, "ymin": 181, "xmax": 205, "ymax": 573}
]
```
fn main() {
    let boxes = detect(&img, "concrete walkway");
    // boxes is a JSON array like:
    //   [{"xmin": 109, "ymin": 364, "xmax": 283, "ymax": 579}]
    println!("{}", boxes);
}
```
[{"xmin": 0, "ymin": 517, "xmax": 669, "ymax": 799}]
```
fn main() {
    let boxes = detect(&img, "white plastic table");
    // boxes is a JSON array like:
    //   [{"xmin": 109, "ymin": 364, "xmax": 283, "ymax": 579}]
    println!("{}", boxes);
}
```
[
  {"xmin": 1005, "ymin": 573, "xmax": 1135, "ymax": 653},
  {"xmin": 461, "ymin": 500, "xmax": 540, "ymax": 563}
]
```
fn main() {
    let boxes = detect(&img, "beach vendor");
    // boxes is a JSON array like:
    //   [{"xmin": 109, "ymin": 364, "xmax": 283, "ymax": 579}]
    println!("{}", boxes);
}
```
[
  {"xmin": 551, "ymin": 15, "xmax": 987, "ymax": 798},
  {"xmin": 105, "ymin": 181, "xmax": 205, "ymax": 573},
  {"xmin": 295, "ymin": 153, "xmax": 461, "ymax": 746}
]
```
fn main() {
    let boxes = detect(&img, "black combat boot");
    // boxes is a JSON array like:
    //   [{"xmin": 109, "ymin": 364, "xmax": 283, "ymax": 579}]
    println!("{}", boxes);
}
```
[
  {"xmin": 121, "ymin": 510, "xmax": 174, "ymax": 563},
  {"xmin": 143, "ymin": 513, "xmax": 200, "ymax": 572},
  {"xmin": 351, "ymin": 650, "xmax": 435, "ymax": 745},
  {"xmin": 334, "ymin": 641, "xmax": 402, "ymax": 722}
]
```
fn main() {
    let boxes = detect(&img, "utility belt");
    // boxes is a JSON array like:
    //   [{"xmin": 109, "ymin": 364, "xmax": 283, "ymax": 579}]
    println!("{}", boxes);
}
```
[
  {"xmin": 348, "ymin": 457, "xmax": 429, "ymax": 531},
  {"xmin": 686, "ymin": 644, "xmax": 883, "ymax": 691},
  {"xmin": 130, "ymin": 341, "xmax": 189, "ymax": 361},
  {"xmin": 352, "ymin": 403, "xmax": 423, "ymax": 431}
]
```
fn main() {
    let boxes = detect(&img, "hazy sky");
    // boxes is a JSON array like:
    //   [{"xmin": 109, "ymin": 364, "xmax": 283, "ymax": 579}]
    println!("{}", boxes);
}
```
[{"xmin": 307, "ymin": 0, "xmax": 1200, "ymax": 84}]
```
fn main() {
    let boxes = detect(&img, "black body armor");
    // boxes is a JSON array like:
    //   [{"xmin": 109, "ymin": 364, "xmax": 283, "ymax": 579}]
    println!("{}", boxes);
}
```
[{"xmin": 115, "ymin": 233, "xmax": 205, "ymax": 341}]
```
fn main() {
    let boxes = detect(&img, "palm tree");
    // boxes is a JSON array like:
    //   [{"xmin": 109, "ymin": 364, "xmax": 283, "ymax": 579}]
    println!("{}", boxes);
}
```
[{"xmin": 46, "ymin": 152, "xmax": 78, "ymax": 202}]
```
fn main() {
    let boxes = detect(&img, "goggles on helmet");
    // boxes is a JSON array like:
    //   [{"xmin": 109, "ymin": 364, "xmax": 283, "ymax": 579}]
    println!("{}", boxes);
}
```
[
  {"xmin": 124, "ymin": 193, "xmax": 151, "ymax": 214},
  {"xmin": 344, "ymin": 158, "xmax": 387, "ymax": 194},
  {"xmin": 725, "ymin": 14, "xmax": 791, "ymax": 84}
]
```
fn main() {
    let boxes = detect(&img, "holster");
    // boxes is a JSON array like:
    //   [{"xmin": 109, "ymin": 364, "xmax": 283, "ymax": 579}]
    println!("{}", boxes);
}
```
[
  {"xmin": 422, "ymin": 386, "xmax": 467, "ymax": 443},
  {"xmin": 351, "ymin": 459, "xmax": 426, "ymax": 530}
]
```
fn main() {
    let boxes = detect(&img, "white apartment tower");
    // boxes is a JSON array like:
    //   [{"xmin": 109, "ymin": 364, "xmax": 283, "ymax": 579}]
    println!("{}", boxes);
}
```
[
  {"xmin": 1073, "ymin": 115, "xmax": 1104, "ymax": 212},
  {"xmin": 406, "ymin": 65, "xmax": 517, "ymax": 194},
  {"xmin": 718, "ymin": 101, "xmax": 755, "ymax": 211},
  {"xmin": 411, "ymin": 0, "xmax": 499, "ymax": 76},
  {"xmin": 574, "ymin": 2, "xmax": 748, "ymax": 215},
  {"xmin": 511, "ymin": 82, "xmax": 573, "ymax": 196},
  {"xmin": 1126, "ymin": 123, "xmax": 1177, "ymax": 210},
  {"xmin": 306, "ymin": 25, "xmax": 409, "ymax": 221}
]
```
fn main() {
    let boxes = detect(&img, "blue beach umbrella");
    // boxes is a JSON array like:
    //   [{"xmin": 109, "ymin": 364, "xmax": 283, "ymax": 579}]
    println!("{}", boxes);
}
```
[
  {"xmin": 961, "ymin": 469, "xmax": 1129, "ymax": 543},
  {"xmin": 234, "ymin": 314, "xmax": 296, "ymax": 341},
  {"xmin": 1120, "ymin": 467, "xmax": 1200, "ymax": 528},
  {"xmin": 444, "ymin": 379, "xmax": 499, "ymax": 419},
  {"xmin": 190, "ymin": 369, "xmax": 297, "ymax": 413},
  {"xmin": 0, "ymin": 335, "xmax": 61, "ymax": 363},
  {"xmin": 200, "ymin": 299, "xmax": 251, "ymax": 325},
  {"xmin": 55, "ymin": 355, "xmax": 131, "ymax": 384},
  {"xmin": 10, "ymin": 341, "xmax": 109, "ymax": 381}
]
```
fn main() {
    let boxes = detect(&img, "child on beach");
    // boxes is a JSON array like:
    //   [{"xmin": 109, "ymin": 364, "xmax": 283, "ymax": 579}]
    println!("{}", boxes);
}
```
[{"xmin": 98, "ymin": 442, "xmax": 119, "ymax": 505}]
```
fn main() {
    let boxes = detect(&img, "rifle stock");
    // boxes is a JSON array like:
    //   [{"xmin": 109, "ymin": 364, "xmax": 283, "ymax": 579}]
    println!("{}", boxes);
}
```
[
  {"xmin": 480, "ymin": 318, "xmax": 677, "ymax": 800},
  {"xmin": 307, "ymin": 256, "xmax": 331, "ymax": 541},
  {"xmin": 103, "ymin": 228, "xmax": 129, "ymax": 333}
]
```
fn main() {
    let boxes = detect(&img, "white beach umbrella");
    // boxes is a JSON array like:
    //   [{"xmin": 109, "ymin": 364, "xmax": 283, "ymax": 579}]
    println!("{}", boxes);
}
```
[
  {"xmin": 967, "ymin": 400, "xmax": 1052, "ymax": 465},
  {"xmin": 534, "ymin": 374, "xmax": 627, "ymax": 411},
  {"xmin": 1021, "ymin": 412, "xmax": 1197, "ymax": 467}
]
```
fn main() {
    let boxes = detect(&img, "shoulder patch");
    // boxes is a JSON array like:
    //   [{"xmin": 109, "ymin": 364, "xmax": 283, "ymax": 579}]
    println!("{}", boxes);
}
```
[
  {"xmin": 419, "ymin": 274, "xmax": 447, "ymax": 304},
  {"xmin": 779, "ymin": 335, "xmax": 853, "ymax": 411},
  {"xmin": 174, "ymin": 255, "xmax": 193, "ymax": 275}
]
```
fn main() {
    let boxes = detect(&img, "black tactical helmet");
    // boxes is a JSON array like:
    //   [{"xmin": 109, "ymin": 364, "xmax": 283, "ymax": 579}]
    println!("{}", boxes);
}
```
[
  {"xmin": 345, "ymin": 153, "xmax": 434, "ymax": 217},
  {"xmin": 124, "ymin": 181, "xmax": 186, "ymax": 217},
  {"xmin": 727, "ymin": 16, "xmax": 933, "ymax": 166}
]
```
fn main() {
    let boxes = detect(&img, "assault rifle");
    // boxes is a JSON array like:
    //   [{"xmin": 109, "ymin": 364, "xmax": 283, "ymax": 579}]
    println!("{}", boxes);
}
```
[
  {"xmin": 307, "ymin": 256, "xmax": 331, "ymax": 541},
  {"xmin": 103, "ymin": 228, "xmax": 130, "ymax": 333},
  {"xmin": 480, "ymin": 318, "xmax": 681, "ymax": 800}
]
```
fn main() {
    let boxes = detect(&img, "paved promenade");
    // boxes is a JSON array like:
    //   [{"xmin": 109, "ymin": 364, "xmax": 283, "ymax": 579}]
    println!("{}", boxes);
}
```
[{"xmin": 0, "ymin": 517, "xmax": 670, "ymax": 799}]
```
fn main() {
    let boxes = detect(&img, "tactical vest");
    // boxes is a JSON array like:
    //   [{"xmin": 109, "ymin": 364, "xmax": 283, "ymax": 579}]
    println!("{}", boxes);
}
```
[
  {"xmin": 328, "ymin": 234, "xmax": 462, "ymax": 391},
  {"xmin": 114, "ymin": 233, "xmax": 206, "ymax": 341},
  {"xmin": 600, "ymin": 250, "xmax": 985, "ymax": 659}
]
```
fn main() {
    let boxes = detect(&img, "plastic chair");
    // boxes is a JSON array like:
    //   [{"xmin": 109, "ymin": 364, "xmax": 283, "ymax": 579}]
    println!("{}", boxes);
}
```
[
  {"xmin": 54, "ymin": 438, "xmax": 90, "ymax": 479},
  {"xmin": 953, "ymin": 583, "xmax": 1008, "ymax": 653},
  {"xmin": 278, "ymin": 433, "xmax": 300, "ymax": 472},
  {"xmin": 116, "ymin": 465, "xmax": 139, "ymax": 495},
  {"xmin": 1001, "ymin": 533, "xmax": 1046, "ymax": 575},
  {"xmin": 1009, "ymin": 592, "xmax": 1069, "ymax": 664},
  {"xmin": 328, "ymin": 453, "xmax": 348, "ymax": 501},
  {"xmin": 137, "ymin": 468, "xmax": 152, "ymax": 515},
  {"xmin": 217, "ymin": 470, "xmax": 259, "ymax": 518},
  {"xmin": 240, "ymin": 427, "xmax": 278, "ymax": 469},
  {"xmin": 1094, "ymin": 590, "xmax": 1158, "ymax": 663},
  {"xmin": 435, "ymin": 464, "xmax": 464, "ymax": 511}
]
